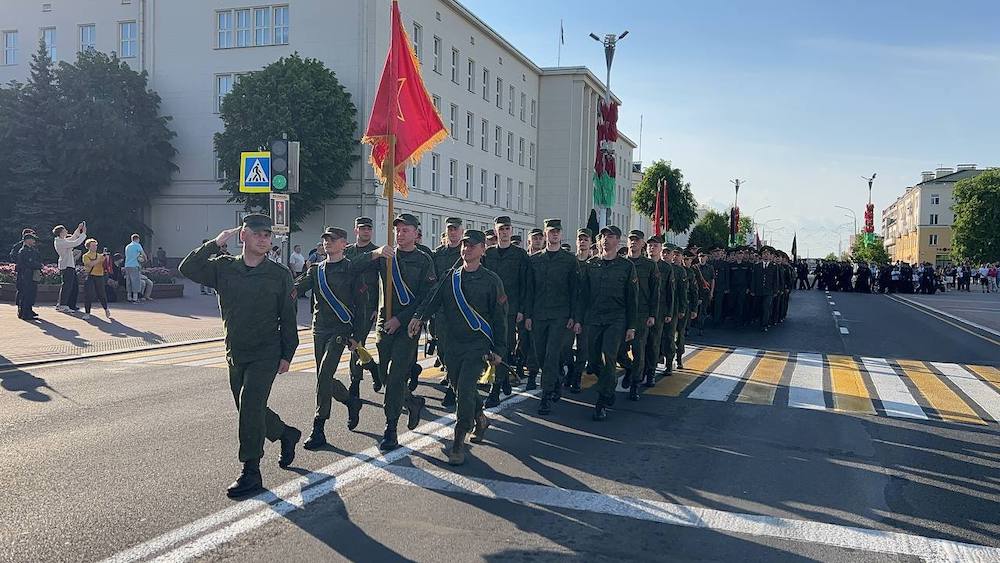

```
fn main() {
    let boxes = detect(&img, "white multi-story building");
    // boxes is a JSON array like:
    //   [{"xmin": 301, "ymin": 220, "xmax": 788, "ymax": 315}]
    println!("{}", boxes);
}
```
[{"xmin": 0, "ymin": 0, "xmax": 638, "ymax": 255}]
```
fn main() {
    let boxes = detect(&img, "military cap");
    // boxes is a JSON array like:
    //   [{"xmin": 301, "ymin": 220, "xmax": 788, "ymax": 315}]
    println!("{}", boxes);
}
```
[
  {"xmin": 355, "ymin": 216, "xmax": 374, "ymax": 227},
  {"xmin": 511, "ymin": 234, "xmax": 522, "ymax": 243},
  {"xmin": 599, "ymin": 225, "xmax": 622, "ymax": 238},
  {"xmin": 576, "ymin": 228, "xmax": 593, "ymax": 239},
  {"xmin": 486, "ymin": 231, "xmax": 498, "ymax": 239},
  {"xmin": 461, "ymin": 229, "xmax": 486, "ymax": 245},
  {"xmin": 494, "ymin": 215, "xmax": 512, "ymax": 226},
  {"xmin": 392, "ymin": 213, "xmax": 420, "ymax": 227},
  {"xmin": 669, "ymin": 244, "xmax": 683, "ymax": 253},
  {"xmin": 529, "ymin": 227, "xmax": 544, "ymax": 236},
  {"xmin": 22, "ymin": 228, "xmax": 36, "ymax": 236},
  {"xmin": 543, "ymin": 218, "xmax": 562, "ymax": 231},
  {"xmin": 22, "ymin": 231, "xmax": 39, "ymax": 241},
  {"xmin": 628, "ymin": 229, "xmax": 645, "ymax": 240},
  {"xmin": 321, "ymin": 226, "xmax": 348, "ymax": 240},
  {"xmin": 446, "ymin": 217, "xmax": 463, "ymax": 227},
  {"xmin": 242, "ymin": 213, "xmax": 273, "ymax": 233},
  {"xmin": 697, "ymin": 250, "xmax": 707, "ymax": 256},
  {"xmin": 560, "ymin": 243, "xmax": 572, "ymax": 251},
  {"xmin": 647, "ymin": 234, "xmax": 664, "ymax": 244},
  {"xmin": 684, "ymin": 250, "xmax": 697, "ymax": 258}
]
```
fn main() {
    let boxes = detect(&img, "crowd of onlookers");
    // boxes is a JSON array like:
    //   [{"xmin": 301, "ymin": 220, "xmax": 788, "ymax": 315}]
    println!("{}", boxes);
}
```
[{"xmin": 793, "ymin": 259, "xmax": 998, "ymax": 295}]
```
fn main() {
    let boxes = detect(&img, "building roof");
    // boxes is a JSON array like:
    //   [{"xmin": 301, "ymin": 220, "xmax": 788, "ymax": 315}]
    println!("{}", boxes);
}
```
[
  {"xmin": 916, "ymin": 168, "xmax": 984, "ymax": 186},
  {"xmin": 445, "ymin": 0, "xmax": 542, "ymax": 73}
]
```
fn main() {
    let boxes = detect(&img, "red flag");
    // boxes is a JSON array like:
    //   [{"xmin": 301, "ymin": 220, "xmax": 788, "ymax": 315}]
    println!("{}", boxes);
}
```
[
  {"xmin": 362, "ymin": 0, "xmax": 447, "ymax": 197},
  {"xmin": 653, "ymin": 179, "xmax": 663, "ymax": 237},
  {"xmin": 662, "ymin": 178, "xmax": 670, "ymax": 233},
  {"xmin": 754, "ymin": 231, "xmax": 761, "ymax": 250}
]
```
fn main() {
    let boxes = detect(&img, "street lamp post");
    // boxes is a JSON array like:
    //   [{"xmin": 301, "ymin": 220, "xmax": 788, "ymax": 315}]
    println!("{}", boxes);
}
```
[
  {"xmin": 589, "ymin": 30, "xmax": 628, "ymax": 228},
  {"xmin": 834, "ymin": 205, "xmax": 857, "ymax": 235},
  {"xmin": 751, "ymin": 204, "xmax": 772, "ymax": 238}
]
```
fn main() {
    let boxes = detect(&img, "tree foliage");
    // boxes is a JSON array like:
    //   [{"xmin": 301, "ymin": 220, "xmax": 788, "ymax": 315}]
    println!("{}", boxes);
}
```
[
  {"xmin": 0, "ymin": 43, "xmax": 176, "ymax": 258},
  {"xmin": 687, "ymin": 210, "xmax": 730, "ymax": 250},
  {"xmin": 214, "ymin": 54, "xmax": 358, "ymax": 231},
  {"xmin": 952, "ymin": 170, "xmax": 1000, "ymax": 263},
  {"xmin": 851, "ymin": 235, "xmax": 890, "ymax": 264},
  {"xmin": 632, "ymin": 160, "xmax": 698, "ymax": 234},
  {"xmin": 823, "ymin": 252, "xmax": 839, "ymax": 261}
]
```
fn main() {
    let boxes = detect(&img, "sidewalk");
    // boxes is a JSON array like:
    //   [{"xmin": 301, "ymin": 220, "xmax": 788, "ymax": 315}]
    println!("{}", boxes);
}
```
[{"xmin": 1, "ymin": 280, "xmax": 312, "ymax": 367}]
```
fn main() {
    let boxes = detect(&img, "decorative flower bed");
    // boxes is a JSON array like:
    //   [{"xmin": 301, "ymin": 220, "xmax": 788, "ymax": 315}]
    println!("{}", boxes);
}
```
[{"xmin": 0, "ymin": 262, "xmax": 183, "ymax": 301}]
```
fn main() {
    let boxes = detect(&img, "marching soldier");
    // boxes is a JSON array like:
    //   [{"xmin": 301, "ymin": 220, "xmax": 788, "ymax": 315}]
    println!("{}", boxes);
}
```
[
  {"xmin": 620, "ymin": 230, "xmax": 658, "ymax": 400},
  {"xmin": 696, "ymin": 250, "xmax": 715, "ymax": 336},
  {"xmin": 410, "ymin": 230, "xmax": 508, "ymax": 465},
  {"xmin": 518, "ymin": 227, "xmax": 546, "ymax": 389},
  {"xmin": 663, "ymin": 245, "xmax": 690, "ymax": 371},
  {"xmin": 482, "ymin": 216, "xmax": 529, "ymax": 406},
  {"xmin": 528, "ymin": 228, "xmax": 545, "ymax": 256},
  {"xmin": 681, "ymin": 250, "xmax": 701, "ymax": 356},
  {"xmin": 579, "ymin": 226, "xmax": 637, "ymax": 419},
  {"xmin": 729, "ymin": 248, "xmax": 752, "ymax": 327},
  {"xmin": 525, "ymin": 219, "xmax": 580, "ymax": 415},
  {"xmin": 356, "ymin": 213, "xmax": 436, "ymax": 452},
  {"xmin": 645, "ymin": 235, "xmax": 675, "ymax": 383},
  {"xmin": 565, "ymin": 227, "xmax": 593, "ymax": 393},
  {"xmin": 751, "ymin": 247, "xmax": 780, "ymax": 332},
  {"xmin": 432, "ymin": 217, "xmax": 464, "ymax": 407},
  {"xmin": 179, "ymin": 214, "xmax": 301, "ymax": 498},
  {"xmin": 293, "ymin": 227, "xmax": 366, "ymax": 450},
  {"xmin": 711, "ymin": 247, "xmax": 729, "ymax": 327},
  {"xmin": 345, "ymin": 217, "xmax": 379, "ymax": 396}
]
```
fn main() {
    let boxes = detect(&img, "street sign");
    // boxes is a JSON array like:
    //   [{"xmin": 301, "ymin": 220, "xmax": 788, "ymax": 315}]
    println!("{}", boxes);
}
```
[
  {"xmin": 270, "ymin": 193, "xmax": 290, "ymax": 234},
  {"xmin": 239, "ymin": 151, "xmax": 271, "ymax": 193}
]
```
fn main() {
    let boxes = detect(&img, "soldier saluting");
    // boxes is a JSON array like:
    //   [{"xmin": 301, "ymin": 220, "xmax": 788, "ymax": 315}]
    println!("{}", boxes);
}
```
[{"xmin": 179, "ymin": 214, "xmax": 301, "ymax": 499}]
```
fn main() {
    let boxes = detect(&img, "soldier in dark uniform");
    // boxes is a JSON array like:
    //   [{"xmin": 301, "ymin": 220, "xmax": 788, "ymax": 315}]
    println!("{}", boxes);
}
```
[
  {"xmin": 344, "ymin": 217, "xmax": 379, "ymax": 396},
  {"xmin": 565, "ymin": 227, "xmax": 593, "ymax": 393},
  {"xmin": 579, "ymin": 226, "xmax": 638, "ymax": 419},
  {"xmin": 355, "ymin": 213, "xmax": 436, "ymax": 452},
  {"xmin": 16, "ymin": 232, "xmax": 42, "ymax": 320},
  {"xmin": 619, "ymin": 230, "xmax": 658, "ymax": 400},
  {"xmin": 482, "ymin": 216, "xmax": 529, "ymax": 406},
  {"xmin": 711, "ymin": 248, "xmax": 729, "ymax": 327},
  {"xmin": 663, "ymin": 245, "xmax": 690, "ymax": 370},
  {"xmin": 525, "ymin": 219, "xmax": 580, "ymax": 415},
  {"xmin": 696, "ymin": 250, "xmax": 715, "ymax": 335},
  {"xmin": 519, "ymin": 227, "xmax": 545, "ymax": 389},
  {"xmin": 510, "ymin": 234, "xmax": 522, "ymax": 248},
  {"xmin": 751, "ymin": 247, "xmax": 780, "ymax": 332},
  {"xmin": 855, "ymin": 260, "xmax": 872, "ymax": 293},
  {"xmin": 179, "ymin": 214, "xmax": 301, "ymax": 498},
  {"xmin": 293, "ymin": 227, "xmax": 366, "ymax": 450},
  {"xmin": 681, "ymin": 250, "xmax": 701, "ymax": 353},
  {"xmin": 410, "ymin": 230, "xmax": 507, "ymax": 465},
  {"xmin": 645, "ymin": 235, "xmax": 674, "ymax": 383},
  {"xmin": 729, "ymin": 248, "xmax": 751, "ymax": 327},
  {"xmin": 432, "ymin": 217, "xmax": 464, "ymax": 408}
]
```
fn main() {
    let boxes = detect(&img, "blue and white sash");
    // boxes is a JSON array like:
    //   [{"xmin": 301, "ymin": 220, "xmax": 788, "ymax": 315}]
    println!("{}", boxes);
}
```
[
  {"xmin": 452, "ymin": 268, "xmax": 493, "ymax": 345},
  {"xmin": 318, "ymin": 261, "xmax": 353, "ymax": 324},
  {"xmin": 392, "ymin": 254, "xmax": 415, "ymax": 306}
]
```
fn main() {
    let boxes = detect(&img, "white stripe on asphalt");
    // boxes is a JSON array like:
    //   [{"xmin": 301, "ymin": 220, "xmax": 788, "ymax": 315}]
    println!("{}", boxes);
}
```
[
  {"xmin": 860, "ymin": 357, "xmax": 927, "ymax": 420},
  {"xmin": 617, "ymin": 347, "xmax": 700, "ymax": 392},
  {"xmin": 828, "ymin": 301, "xmax": 835, "ymax": 305},
  {"xmin": 931, "ymin": 362, "xmax": 1000, "ymax": 423},
  {"xmin": 100, "ymin": 389, "xmax": 539, "ymax": 563},
  {"xmin": 832, "ymin": 311, "xmax": 841, "ymax": 317},
  {"xmin": 787, "ymin": 353, "xmax": 826, "ymax": 410},
  {"xmin": 375, "ymin": 465, "xmax": 1000, "ymax": 562},
  {"xmin": 839, "ymin": 326, "xmax": 850, "ymax": 334},
  {"xmin": 687, "ymin": 348, "xmax": 756, "ymax": 401}
]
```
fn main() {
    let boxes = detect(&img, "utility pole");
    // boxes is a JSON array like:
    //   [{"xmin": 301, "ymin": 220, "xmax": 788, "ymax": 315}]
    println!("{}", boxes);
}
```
[{"xmin": 589, "ymin": 30, "xmax": 629, "ymax": 228}]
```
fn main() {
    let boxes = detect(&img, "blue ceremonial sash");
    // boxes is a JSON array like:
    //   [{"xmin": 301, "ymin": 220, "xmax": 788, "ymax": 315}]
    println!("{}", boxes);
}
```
[
  {"xmin": 392, "ymin": 254, "xmax": 415, "ymax": 306},
  {"xmin": 318, "ymin": 261, "xmax": 353, "ymax": 324},
  {"xmin": 452, "ymin": 268, "xmax": 493, "ymax": 345}
]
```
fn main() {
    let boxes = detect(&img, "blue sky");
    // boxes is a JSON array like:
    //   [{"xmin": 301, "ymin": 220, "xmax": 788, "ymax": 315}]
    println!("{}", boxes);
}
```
[{"xmin": 463, "ymin": 0, "xmax": 1000, "ymax": 257}]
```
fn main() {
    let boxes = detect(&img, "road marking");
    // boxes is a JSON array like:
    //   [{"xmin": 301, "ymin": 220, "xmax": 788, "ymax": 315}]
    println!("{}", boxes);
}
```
[
  {"xmin": 931, "ymin": 362, "xmax": 1000, "ymax": 423},
  {"xmin": 890, "ymin": 295, "xmax": 1000, "ymax": 338},
  {"xmin": 828, "ymin": 301, "xmax": 835, "ymax": 305},
  {"xmin": 687, "ymin": 348, "xmax": 756, "ymax": 401},
  {"xmin": 897, "ymin": 360, "xmax": 984, "ymax": 425},
  {"xmin": 787, "ymin": 353, "xmax": 826, "ymax": 410},
  {"xmin": 839, "ymin": 326, "xmax": 849, "ymax": 334},
  {"xmin": 832, "ymin": 311, "xmax": 841, "ymax": 316},
  {"xmin": 373, "ymin": 465, "xmax": 1000, "ymax": 562},
  {"xmin": 827, "ymin": 355, "xmax": 875, "ymax": 415},
  {"xmin": 647, "ymin": 347, "xmax": 724, "ymax": 397},
  {"xmin": 886, "ymin": 295, "xmax": 1000, "ymax": 346},
  {"xmin": 736, "ymin": 351, "xmax": 788, "ymax": 405},
  {"xmin": 98, "ymin": 342, "xmax": 224, "ymax": 362},
  {"xmin": 861, "ymin": 357, "xmax": 927, "ymax": 420},
  {"xmin": 965, "ymin": 364, "xmax": 1000, "ymax": 394}
]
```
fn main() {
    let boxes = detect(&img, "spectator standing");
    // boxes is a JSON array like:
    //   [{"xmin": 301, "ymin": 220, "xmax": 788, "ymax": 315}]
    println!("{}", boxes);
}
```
[
  {"xmin": 989, "ymin": 264, "xmax": 998, "ymax": 293},
  {"xmin": 16, "ymin": 232, "xmax": 42, "ymax": 320},
  {"xmin": 82, "ymin": 239, "xmax": 112, "ymax": 320},
  {"xmin": 124, "ymin": 234, "xmax": 146, "ymax": 303},
  {"xmin": 979, "ymin": 265, "xmax": 990, "ymax": 293},
  {"xmin": 52, "ymin": 222, "xmax": 87, "ymax": 312},
  {"xmin": 288, "ymin": 244, "xmax": 305, "ymax": 278}
]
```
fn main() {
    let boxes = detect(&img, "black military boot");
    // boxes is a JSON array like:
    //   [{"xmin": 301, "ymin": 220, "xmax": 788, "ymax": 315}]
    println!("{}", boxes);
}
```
[
  {"xmin": 278, "ymin": 425, "xmax": 301, "ymax": 468},
  {"xmin": 408, "ymin": 363, "xmax": 422, "ymax": 392},
  {"xmin": 644, "ymin": 370, "xmax": 656, "ymax": 387},
  {"xmin": 484, "ymin": 386, "xmax": 501, "ymax": 408},
  {"xmin": 551, "ymin": 379, "xmax": 562, "ymax": 403},
  {"xmin": 303, "ymin": 417, "xmax": 327, "ymax": 450},
  {"xmin": 447, "ymin": 429, "xmax": 468, "ymax": 466},
  {"xmin": 348, "ymin": 379, "xmax": 361, "ymax": 399},
  {"xmin": 441, "ymin": 387, "xmax": 456, "ymax": 408},
  {"xmin": 379, "ymin": 418, "xmax": 399, "ymax": 452},
  {"xmin": 346, "ymin": 396, "xmax": 363, "ymax": 430},
  {"xmin": 570, "ymin": 369, "xmax": 582, "ymax": 393},
  {"xmin": 621, "ymin": 368, "xmax": 632, "ymax": 390},
  {"xmin": 470, "ymin": 411, "xmax": 491, "ymax": 444},
  {"xmin": 628, "ymin": 383, "xmax": 640, "ymax": 401},
  {"xmin": 592, "ymin": 401, "xmax": 608, "ymax": 421},
  {"xmin": 500, "ymin": 370, "xmax": 512, "ymax": 396},
  {"xmin": 676, "ymin": 355, "xmax": 684, "ymax": 370},
  {"xmin": 363, "ymin": 360, "xmax": 382, "ymax": 392},
  {"xmin": 537, "ymin": 392, "xmax": 552, "ymax": 415},
  {"xmin": 406, "ymin": 395, "xmax": 426, "ymax": 430},
  {"xmin": 226, "ymin": 459, "xmax": 263, "ymax": 498},
  {"xmin": 525, "ymin": 370, "xmax": 538, "ymax": 391}
]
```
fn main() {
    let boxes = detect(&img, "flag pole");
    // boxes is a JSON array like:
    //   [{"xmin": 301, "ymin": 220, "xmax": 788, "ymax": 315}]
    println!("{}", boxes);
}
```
[{"xmin": 383, "ymin": 135, "xmax": 395, "ymax": 320}]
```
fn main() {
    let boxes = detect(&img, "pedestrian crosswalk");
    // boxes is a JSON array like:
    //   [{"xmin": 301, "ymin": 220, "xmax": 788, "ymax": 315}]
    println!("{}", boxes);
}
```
[{"xmin": 96, "ymin": 335, "xmax": 1000, "ymax": 426}]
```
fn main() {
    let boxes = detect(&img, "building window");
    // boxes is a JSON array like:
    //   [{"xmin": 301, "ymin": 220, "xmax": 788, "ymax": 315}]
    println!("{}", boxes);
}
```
[
  {"xmin": 274, "ymin": 6, "xmax": 289, "ymax": 44},
  {"xmin": 254, "ymin": 7, "xmax": 272, "ymax": 45},
  {"xmin": 217, "ymin": 11, "xmax": 233, "ymax": 48},
  {"xmin": 235, "ymin": 9, "xmax": 251, "ymax": 47},
  {"xmin": 529, "ymin": 142, "xmax": 535, "ymax": 170},
  {"xmin": 465, "ymin": 164, "xmax": 473, "ymax": 199},
  {"xmin": 493, "ymin": 174, "xmax": 500, "ymax": 205},
  {"xmin": 448, "ymin": 159, "xmax": 457, "ymax": 196},
  {"xmin": 929, "ymin": 234, "xmax": 938, "ymax": 245},
  {"xmin": 530, "ymin": 99, "xmax": 536, "ymax": 126},
  {"xmin": 2, "ymin": 31, "xmax": 15, "ymax": 65},
  {"xmin": 450, "ymin": 48, "xmax": 460, "ymax": 84},
  {"xmin": 929, "ymin": 213, "xmax": 939, "ymax": 225},
  {"xmin": 431, "ymin": 94, "xmax": 440, "ymax": 112},
  {"xmin": 482, "ymin": 67, "xmax": 489, "ymax": 100},
  {"xmin": 528, "ymin": 184, "xmax": 534, "ymax": 213},
  {"xmin": 41, "ymin": 27, "xmax": 56, "ymax": 60},
  {"xmin": 508, "ymin": 85, "xmax": 515, "ymax": 115},
  {"xmin": 449, "ymin": 103, "xmax": 458, "ymax": 138},
  {"xmin": 930, "ymin": 194, "xmax": 940, "ymax": 205},
  {"xmin": 215, "ymin": 153, "xmax": 227, "ymax": 181},
  {"xmin": 506, "ymin": 177, "xmax": 513, "ymax": 208},
  {"xmin": 412, "ymin": 22, "xmax": 422, "ymax": 61},
  {"xmin": 119, "ymin": 21, "xmax": 137, "ymax": 57},
  {"xmin": 494, "ymin": 126, "xmax": 501, "ymax": 157},
  {"xmin": 466, "ymin": 112, "xmax": 474, "ymax": 145},
  {"xmin": 79, "ymin": 24, "xmax": 95, "ymax": 52},
  {"xmin": 480, "ymin": 169, "xmax": 487, "ymax": 202},
  {"xmin": 480, "ymin": 119, "xmax": 488, "ymax": 152},
  {"xmin": 496, "ymin": 77, "xmax": 503, "ymax": 108},
  {"xmin": 409, "ymin": 161, "xmax": 420, "ymax": 189},
  {"xmin": 506, "ymin": 132, "xmax": 513, "ymax": 161},
  {"xmin": 467, "ymin": 59, "xmax": 475, "ymax": 92},
  {"xmin": 518, "ymin": 181, "xmax": 524, "ymax": 212},
  {"xmin": 432, "ymin": 36, "xmax": 441, "ymax": 73},
  {"xmin": 431, "ymin": 153, "xmax": 440, "ymax": 192},
  {"xmin": 215, "ymin": 74, "xmax": 236, "ymax": 113},
  {"xmin": 520, "ymin": 92, "xmax": 526, "ymax": 122},
  {"xmin": 518, "ymin": 138, "xmax": 525, "ymax": 166},
  {"xmin": 431, "ymin": 216, "xmax": 441, "ymax": 240}
]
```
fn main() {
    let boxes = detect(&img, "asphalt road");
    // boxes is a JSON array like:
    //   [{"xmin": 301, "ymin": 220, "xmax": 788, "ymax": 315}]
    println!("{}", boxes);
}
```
[{"xmin": 1, "ymin": 290, "xmax": 998, "ymax": 562}]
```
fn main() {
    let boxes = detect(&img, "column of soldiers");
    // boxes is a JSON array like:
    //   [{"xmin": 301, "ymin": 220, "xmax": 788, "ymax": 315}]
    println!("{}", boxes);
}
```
[{"xmin": 181, "ymin": 213, "xmax": 798, "ymax": 498}]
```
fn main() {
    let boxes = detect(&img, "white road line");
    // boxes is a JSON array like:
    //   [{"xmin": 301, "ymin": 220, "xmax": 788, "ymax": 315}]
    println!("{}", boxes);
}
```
[
  {"xmin": 891, "ymin": 295, "xmax": 1000, "ymax": 337},
  {"xmin": 839, "ymin": 326, "xmax": 850, "ymax": 334},
  {"xmin": 618, "ymin": 347, "xmax": 700, "ymax": 392},
  {"xmin": 100, "ymin": 389, "xmax": 539, "ymax": 563},
  {"xmin": 832, "ymin": 311, "xmax": 841, "ymax": 317},
  {"xmin": 375, "ymin": 465, "xmax": 1000, "ymax": 562},
  {"xmin": 686, "ymin": 348, "xmax": 756, "ymax": 401},
  {"xmin": 860, "ymin": 357, "xmax": 927, "ymax": 420},
  {"xmin": 787, "ymin": 353, "xmax": 826, "ymax": 410},
  {"xmin": 931, "ymin": 362, "xmax": 1000, "ymax": 423},
  {"xmin": 828, "ymin": 301, "xmax": 835, "ymax": 305}
]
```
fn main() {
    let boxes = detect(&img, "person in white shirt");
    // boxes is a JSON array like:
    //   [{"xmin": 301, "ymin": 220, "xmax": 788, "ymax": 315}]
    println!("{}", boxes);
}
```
[
  {"xmin": 52, "ymin": 222, "xmax": 87, "ymax": 312},
  {"xmin": 288, "ymin": 244, "xmax": 305, "ymax": 277}
]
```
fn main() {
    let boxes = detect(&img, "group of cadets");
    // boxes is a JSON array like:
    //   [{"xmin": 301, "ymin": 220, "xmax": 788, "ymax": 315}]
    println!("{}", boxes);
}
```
[{"xmin": 180, "ymin": 212, "xmax": 797, "ymax": 498}]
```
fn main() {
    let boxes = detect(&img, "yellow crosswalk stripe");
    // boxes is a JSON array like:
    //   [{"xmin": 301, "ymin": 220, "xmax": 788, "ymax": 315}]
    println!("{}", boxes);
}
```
[
  {"xmin": 647, "ymin": 347, "xmax": 727, "ymax": 397},
  {"xmin": 966, "ymin": 365, "xmax": 1000, "ymax": 394},
  {"xmin": 828, "ymin": 355, "xmax": 876, "ymax": 415},
  {"xmin": 897, "ymin": 360, "xmax": 984, "ymax": 425},
  {"xmin": 736, "ymin": 351, "xmax": 788, "ymax": 405}
]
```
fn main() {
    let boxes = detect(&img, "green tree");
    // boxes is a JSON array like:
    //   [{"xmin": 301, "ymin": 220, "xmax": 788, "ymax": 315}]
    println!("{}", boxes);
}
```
[
  {"xmin": 952, "ymin": 170, "xmax": 1000, "ymax": 262},
  {"xmin": 632, "ymin": 160, "xmax": 698, "ymax": 234},
  {"xmin": 738, "ymin": 215, "xmax": 753, "ymax": 242},
  {"xmin": 214, "ymin": 54, "xmax": 358, "ymax": 231},
  {"xmin": 850, "ymin": 235, "xmax": 890, "ymax": 264},
  {"xmin": 823, "ymin": 252, "xmax": 838, "ymax": 261},
  {"xmin": 687, "ymin": 210, "xmax": 730, "ymax": 250}
]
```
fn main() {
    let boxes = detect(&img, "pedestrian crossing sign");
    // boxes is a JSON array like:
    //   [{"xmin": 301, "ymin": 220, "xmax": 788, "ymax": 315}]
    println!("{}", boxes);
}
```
[{"xmin": 239, "ymin": 151, "xmax": 271, "ymax": 193}]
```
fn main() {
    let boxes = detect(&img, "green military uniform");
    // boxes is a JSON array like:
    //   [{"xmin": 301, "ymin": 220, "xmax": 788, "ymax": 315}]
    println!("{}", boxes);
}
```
[
  {"xmin": 729, "ymin": 253, "xmax": 752, "ymax": 326},
  {"xmin": 344, "ymin": 217, "xmax": 379, "ymax": 392},
  {"xmin": 680, "ymin": 257, "xmax": 701, "ymax": 361},
  {"xmin": 579, "ymin": 226, "xmax": 638, "ymax": 417},
  {"xmin": 293, "ymin": 228, "xmax": 366, "ymax": 446},
  {"xmin": 355, "ymin": 213, "xmax": 437, "ymax": 450},
  {"xmin": 525, "ymin": 219, "xmax": 580, "ymax": 412},
  {"xmin": 415, "ymin": 230, "xmax": 508, "ymax": 464},
  {"xmin": 178, "ymin": 214, "xmax": 299, "ymax": 497},
  {"xmin": 569, "ymin": 229, "xmax": 593, "ymax": 393},
  {"xmin": 519, "ymin": 228, "xmax": 545, "ymax": 386},
  {"xmin": 712, "ymin": 251, "xmax": 730, "ymax": 326},
  {"xmin": 431, "ymin": 218, "xmax": 464, "ymax": 402},
  {"xmin": 621, "ymin": 230, "xmax": 659, "ymax": 393},
  {"xmin": 696, "ymin": 256, "xmax": 715, "ymax": 334},
  {"xmin": 663, "ymin": 247, "xmax": 689, "ymax": 370},
  {"xmin": 482, "ymin": 215, "xmax": 529, "ymax": 403},
  {"xmin": 752, "ymin": 249, "xmax": 780, "ymax": 331},
  {"xmin": 646, "ymin": 237, "xmax": 675, "ymax": 381}
]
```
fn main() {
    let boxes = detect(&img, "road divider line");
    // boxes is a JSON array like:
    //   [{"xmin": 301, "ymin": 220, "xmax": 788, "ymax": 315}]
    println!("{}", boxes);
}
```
[{"xmin": 885, "ymin": 295, "xmax": 1000, "ymax": 346}]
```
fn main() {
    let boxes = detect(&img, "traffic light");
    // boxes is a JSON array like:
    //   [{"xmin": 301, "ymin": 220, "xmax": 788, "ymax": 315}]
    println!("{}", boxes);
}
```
[
  {"xmin": 287, "ymin": 141, "xmax": 300, "ymax": 194},
  {"xmin": 270, "ymin": 139, "xmax": 289, "ymax": 192}
]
